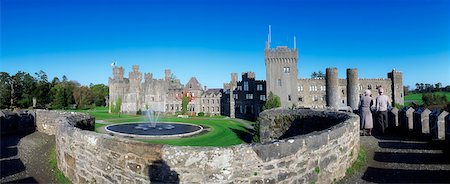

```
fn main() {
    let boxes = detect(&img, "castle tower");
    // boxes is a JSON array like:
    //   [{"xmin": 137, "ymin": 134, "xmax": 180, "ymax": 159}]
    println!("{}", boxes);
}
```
[
  {"xmin": 264, "ymin": 26, "xmax": 298, "ymax": 108},
  {"xmin": 230, "ymin": 73, "xmax": 238, "ymax": 118},
  {"xmin": 165, "ymin": 69, "xmax": 171, "ymax": 81},
  {"xmin": 326, "ymin": 68, "xmax": 339, "ymax": 109},
  {"xmin": 108, "ymin": 66, "xmax": 128, "ymax": 113},
  {"xmin": 112, "ymin": 66, "xmax": 124, "ymax": 80},
  {"xmin": 346, "ymin": 68, "xmax": 359, "ymax": 110},
  {"xmin": 388, "ymin": 69, "xmax": 404, "ymax": 106}
]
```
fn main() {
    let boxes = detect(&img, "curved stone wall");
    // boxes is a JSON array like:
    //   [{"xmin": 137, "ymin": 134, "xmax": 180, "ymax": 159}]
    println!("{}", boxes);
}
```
[{"xmin": 50, "ymin": 109, "xmax": 359, "ymax": 183}]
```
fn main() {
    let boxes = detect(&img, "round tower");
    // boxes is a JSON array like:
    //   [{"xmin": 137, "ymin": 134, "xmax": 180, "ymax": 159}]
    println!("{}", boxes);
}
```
[
  {"xmin": 346, "ymin": 68, "xmax": 359, "ymax": 110},
  {"xmin": 326, "ymin": 68, "xmax": 339, "ymax": 109}
]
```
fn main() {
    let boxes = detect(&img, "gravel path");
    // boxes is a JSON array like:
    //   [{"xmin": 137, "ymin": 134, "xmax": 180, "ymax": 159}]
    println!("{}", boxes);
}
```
[
  {"xmin": 1, "ymin": 132, "xmax": 56, "ymax": 183},
  {"xmin": 341, "ymin": 132, "xmax": 450, "ymax": 183}
]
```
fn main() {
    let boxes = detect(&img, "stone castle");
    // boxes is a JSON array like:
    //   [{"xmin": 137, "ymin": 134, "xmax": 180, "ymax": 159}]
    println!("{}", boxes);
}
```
[
  {"xmin": 262, "ymin": 27, "xmax": 404, "ymax": 110},
  {"xmin": 109, "ymin": 27, "xmax": 404, "ymax": 116},
  {"xmin": 108, "ymin": 65, "xmax": 221, "ymax": 115}
]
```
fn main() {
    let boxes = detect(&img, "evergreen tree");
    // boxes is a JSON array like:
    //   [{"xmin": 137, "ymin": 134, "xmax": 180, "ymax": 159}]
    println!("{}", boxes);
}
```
[
  {"xmin": 181, "ymin": 95, "xmax": 189, "ymax": 115},
  {"xmin": 262, "ymin": 92, "xmax": 281, "ymax": 110},
  {"xmin": 0, "ymin": 72, "xmax": 12, "ymax": 108}
]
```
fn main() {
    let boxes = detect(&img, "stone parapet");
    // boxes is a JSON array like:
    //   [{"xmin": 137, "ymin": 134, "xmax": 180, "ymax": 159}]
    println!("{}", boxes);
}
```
[{"xmin": 52, "ymin": 108, "xmax": 359, "ymax": 183}]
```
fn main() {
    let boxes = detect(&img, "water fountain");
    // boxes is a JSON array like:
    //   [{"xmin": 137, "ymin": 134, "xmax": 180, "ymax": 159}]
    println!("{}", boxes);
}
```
[{"xmin": 104, "ymin": 108, "xmax": 203, "ymax": 139}]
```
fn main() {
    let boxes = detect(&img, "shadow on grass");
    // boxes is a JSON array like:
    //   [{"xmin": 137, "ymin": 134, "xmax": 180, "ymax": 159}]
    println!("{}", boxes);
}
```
[{"xmin": 230, "ymin": 127, "xmax": 254, "ymax": 143}]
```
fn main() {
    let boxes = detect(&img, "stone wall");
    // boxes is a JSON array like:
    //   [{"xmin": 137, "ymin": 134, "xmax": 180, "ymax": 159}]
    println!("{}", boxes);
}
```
[
  {"xmin": 35, "ymin": 110, "xmax": 94, "ymax": 135},
  {"xmin": 54, "ymin": 109, "xmax": 359, "ymax": 183}
]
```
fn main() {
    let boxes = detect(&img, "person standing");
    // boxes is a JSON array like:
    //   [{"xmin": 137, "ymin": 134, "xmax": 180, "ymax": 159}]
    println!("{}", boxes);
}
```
[
  {"xmin": 359, "ymin": 90, "xmax": 374, "ymax": 136},
  {"xmin": 376, "ymin": 87, "xmax": 390, "ymax": 134}
]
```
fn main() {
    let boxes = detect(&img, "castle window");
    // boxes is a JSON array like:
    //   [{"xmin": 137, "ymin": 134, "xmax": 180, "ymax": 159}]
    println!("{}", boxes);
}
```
[
  {"xmin": 321, "ymin": 86, "xmax": 326, "ymax": 91},
  {"xmin": 260, "ymin": 95, "xmax": 266, "ymax": 101},
  {"xmin": 342, "ymin": 90, "xmax": 345, "ymax": 95},
  {"xmin": 257, "ymin": 84, "xmax": 263, "ymax": 91},
  {"xmin": 203, "ymin": 107, "xmax": 205, "ymax": 111},
  {"xmin": 244, "ymin": 81, "xmax": 249, "ymax": 91},
  {"xmin": 234, "ymin": 94, "xmax": 238, "ymax": 99},
  {"xmin": 299, "ymin": 97, "xmax": 303, "ymax": 102},
  {"xmin": 237, "ymin": 86, "xmax": 242, "ymax": 91},
  {"xmin": 401, "ymin": 93, "xmax": 403, "ymax": 98},
  {"xmin": 246, "ymin": 94, "xmax": 253, "ymax": 99},
  {"xmin": 283, "ymin": 67, "xmax": 290, "ymax": 73},
  {"xmin": 321, "ymin": 96, "xmax": 325, "ymax": 101},
  {"xmin": 288, "ymin": 95, "xmax": 291, "ymax": 101},
  {"xmin": 278, "ymin": 79, "xmax": 282, "ymax": 86},
  {"xmin": 342, "ymin": 100, "xmax": 345, "ymax": 104},
  {"xmin": 313, "ymin": 95, "xmax": 318, "ymax": 101},
  {"xmin": 368, "ymin": 85, "xmax": 372, "ymax": 90}
]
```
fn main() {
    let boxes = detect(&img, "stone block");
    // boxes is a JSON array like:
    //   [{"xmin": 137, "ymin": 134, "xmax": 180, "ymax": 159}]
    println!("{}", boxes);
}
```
[
  {"xmin": 389, "ymin": 107, "xmax": 399, "ymax": 127},
  {"xmin": 305, "ymin": 132, "xmax": 328, "ymax": 150}
]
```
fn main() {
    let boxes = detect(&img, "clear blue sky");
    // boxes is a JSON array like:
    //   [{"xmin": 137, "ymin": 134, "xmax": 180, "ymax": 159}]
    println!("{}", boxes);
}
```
[{"xmin": 1, "ymin": 0, "xmax": 449, "ymax": 88}]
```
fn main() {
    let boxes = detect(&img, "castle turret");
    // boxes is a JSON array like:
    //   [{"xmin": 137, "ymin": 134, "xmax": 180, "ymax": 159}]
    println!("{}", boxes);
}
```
[
  {"xmin": 230, "ymin": 73, "xmax": 238, "ymax": 118},
  {"xmin": 326, "ymin": 68, "xmax": 339, "ymax": 109},
  {"xmin": 112, "ymin": 66, "xmax": 124, "ymax": 80},
  {"xmin": 347, "ymin": 68, "xmax": 359, "ymax": 110},
  {"xmin": 388, "ymin": 69, "xmax": 404, "ymax": 106},
  {"xmin": 264, "ymin": 26, "xmax": 298, "ymax": 108},
  {"xmin": 165, "ymin": 69, "xmax": 171, "ymax": 81}
]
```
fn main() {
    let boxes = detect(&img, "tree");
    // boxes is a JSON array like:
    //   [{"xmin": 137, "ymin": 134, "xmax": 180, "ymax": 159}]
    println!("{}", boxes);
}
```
[
  {"xmin": 422, "ymin": 92, "xmax": 448, "ymax": 107},
  {"xmin": 73, "ymin": 86, "xmax": 94, "ymax": 109},
  {"xmin": 51, "ymin": 84, "xmax": 68, "ymax": 109},
  {"xmin": 112, "ymin": 97, "xmax": 122, "ymax": 114},
  {"xmin": 34, "ymin": 70, "xmax": 52, "ymax": 107},
  {"xmin": 90, "ymin": 84, "xmax": 109, "ymax": 106},
  {"xmin": 311, "ymin": 71, "xmax": 325, "ymax": 78},
  {"xmin": 0, "ymin": 72, "xmax": 12, "ymax": 109},
  {"xmin": 12, "ymin": 71, "xmax": 36, "ymax": 108},
  {"xmin": 435, "ymin": 83, "xmax": 442, "ymax": 91},
  {"xmin": 181, "ymin": 95, "xmax": 189, "ymax": 115},
  {"xmin": 262, "ymin": 92, "xmax": 281, "ymax": 110}
]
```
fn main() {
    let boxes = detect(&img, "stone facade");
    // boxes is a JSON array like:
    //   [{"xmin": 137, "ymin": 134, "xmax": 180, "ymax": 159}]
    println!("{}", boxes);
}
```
[
  {"xmin": 109, "ymin": 66, "xmax": 221, "ymax": 116},
  {"xmin": 50, "ymin": 108, "xmax": 359, "ymax": 184},
  {"xmin": 222, "ymin": 72, "xmax": 267, "ymax": 121}
]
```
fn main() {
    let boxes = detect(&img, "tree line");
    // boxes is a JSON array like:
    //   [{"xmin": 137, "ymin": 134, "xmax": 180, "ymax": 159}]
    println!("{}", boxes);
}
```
[
  {"xmin": 414, "ymin": 82, "xmax": 450, "ymax": 93},
  {"xmin": 0, "ymin": 71, "xmax": 108, "ymax": 110}
]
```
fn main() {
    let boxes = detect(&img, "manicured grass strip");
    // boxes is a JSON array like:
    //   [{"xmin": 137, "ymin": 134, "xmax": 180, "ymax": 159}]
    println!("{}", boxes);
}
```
[
  {"xmin": 346, "ymin": 147, "xmax": 367, "ymax": 175},
  {"xmin": 141, "ymin": 119, "xmax": 249, "ymax": 146},
  {"xmin": 49, "ymin": 145, "xmax": 71, "ymax": 184}
]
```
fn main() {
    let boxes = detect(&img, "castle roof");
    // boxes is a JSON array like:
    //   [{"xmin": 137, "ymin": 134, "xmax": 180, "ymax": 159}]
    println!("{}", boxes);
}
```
[
  {"xmin": 185, "ymin": 77, "xmax": 202, "ymax": 90},
  {"xmin": 205, "ymin": 88, "xmax": 221, "ymax": 95}
]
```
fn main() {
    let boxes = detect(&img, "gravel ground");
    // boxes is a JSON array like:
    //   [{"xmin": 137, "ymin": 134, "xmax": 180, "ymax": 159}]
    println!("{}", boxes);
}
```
[
  {"xmin": 341, "ymin": 132, "xmax": 450, "ymax": 183},
  {"xmin": 1, "ymin": 132, "xmax": 56, "ymax": 183}
]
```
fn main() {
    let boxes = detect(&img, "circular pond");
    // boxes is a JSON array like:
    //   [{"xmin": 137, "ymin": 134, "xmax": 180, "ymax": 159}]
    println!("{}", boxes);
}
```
[{"xmin": 104, "ymin": 122, "xmax": 203, "ymax": 139}]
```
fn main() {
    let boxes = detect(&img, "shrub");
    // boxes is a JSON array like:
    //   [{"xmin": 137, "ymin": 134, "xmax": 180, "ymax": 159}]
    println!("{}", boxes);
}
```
[{"xmin": 198, "ymin": 112, "xmax": 205, "ymax": 116}]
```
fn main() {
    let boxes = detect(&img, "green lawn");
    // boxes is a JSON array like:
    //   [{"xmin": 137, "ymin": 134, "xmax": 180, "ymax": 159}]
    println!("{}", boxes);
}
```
[
  {"xmin": 404, "ymin": 92, "xmax": 450, "ymax": 106},
  {"xmin": 70, "ymin": 107, "xmax": 254, "ymax": 147},
  {"xmin": 69, "ymin": 106, "xmax": 138, "ymax": 120}
]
